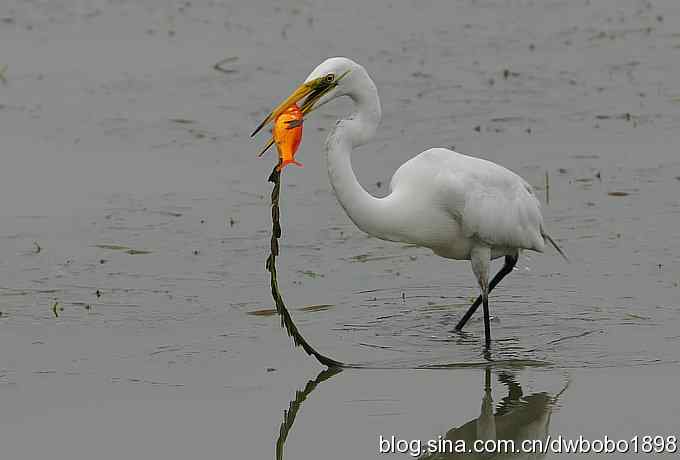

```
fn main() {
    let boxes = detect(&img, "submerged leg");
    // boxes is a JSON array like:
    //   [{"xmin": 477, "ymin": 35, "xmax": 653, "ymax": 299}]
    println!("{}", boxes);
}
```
[
  {"xmin": 469, "ymin": 246, "xmax": 492, "ymax": 345},
  {"xmin": 482, "ymin": 285, "xmax": 491, "ymax": 346},
  {"xmin": 454, "ymin": 254, "xmax": 518, "ymax": 332}
]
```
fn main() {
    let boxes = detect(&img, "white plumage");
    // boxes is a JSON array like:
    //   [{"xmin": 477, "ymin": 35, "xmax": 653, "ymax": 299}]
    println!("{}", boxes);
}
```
[
  {"xmin": 386, "ymin": 148, "xmax": 546, "ymax": 260},
  {"xmin": 268, "ymin": 57, "xmax": 566, "ymax": 346}
]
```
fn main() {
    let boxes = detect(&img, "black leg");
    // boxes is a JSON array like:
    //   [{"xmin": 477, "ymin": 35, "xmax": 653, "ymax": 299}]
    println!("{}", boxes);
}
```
[
  {"xmin": 482, "ymin": 290, "xmax": 491, "ymax": 346},
  {"xmin": 454, "ymin": 254, "xmax": 518, "ymax": 332}
]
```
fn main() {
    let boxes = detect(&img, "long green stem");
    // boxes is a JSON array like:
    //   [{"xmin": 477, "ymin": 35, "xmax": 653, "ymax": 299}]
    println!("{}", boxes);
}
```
[{"xmin": 267, "ymin": 165, "xmax": 343, "ymax": 368}]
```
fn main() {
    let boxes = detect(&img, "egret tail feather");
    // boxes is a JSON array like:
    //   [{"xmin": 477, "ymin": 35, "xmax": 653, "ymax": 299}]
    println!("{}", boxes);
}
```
[{"xmin": 542, "ymin": 230, "xmax": 569, "ymax": 262}]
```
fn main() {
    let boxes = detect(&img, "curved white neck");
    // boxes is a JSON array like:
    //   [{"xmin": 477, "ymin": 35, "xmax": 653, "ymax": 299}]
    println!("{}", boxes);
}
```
[{"xmin": 324, "ymin": 76, "xmax": 402, "ymax": 241}]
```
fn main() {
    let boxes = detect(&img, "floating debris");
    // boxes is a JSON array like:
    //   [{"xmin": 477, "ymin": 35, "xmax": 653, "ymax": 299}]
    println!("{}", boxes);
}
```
[
  {"xmin": 298, "ymin": 304, "xmax": 333, "ymax": 312},
  {"xmin": 348, "ymin": 253, "xmax": 405, "ymax": 263},
  {"xmin": 359, "ymin": 342, "xmax": 393, "ymax": 350},
  {"xmin": 52, "ymin": 300, "xmax": 61, "ymax": 318},
  {"xmin": 0, "ymin": 64, "xmax": 7, "ymax": 84},
  {"xmin": 95, "ymin": 244, "xmax": 130, "ymax": 250},
  {"xmin": 249, "ymin": 304, "xmax": 334, "ymax": 316},
  {"xmin": 298, "ymin": 270, "xmax": 324, "ymax": 279},
  {"xmin": 33, "ymin": 241, "xmax": 41, "ymax": 253},
  {"xmin": 126, "ymin": 249, "xmax": 151, "ymax": 255},
  {"xmin": 213, "ymin": 56, "xmax": 239, "ymax": 74},
  {"xmin": 248, "ymin": 308, "xmax": 277, "ymax": 317},
  {"xmin": 188, "ymin": 128, "xmax": 207, "ymax": 139},
  {"xmin": 608, "ymin": 191, "xmax": 630, "ymax": 197},
  {"xmin": 625, "ymin": 313, "xmax": 650, "ymax": 321},
  {"xmin": 489, "ymin": 116, "xmax": 526, "ymax": 123},
  {"xmin": 595, "ymin": 113, "xmax": 635, "ymax": 121},
  {"xmin": 94, "ymin": 244, "xmax": 151, "ymax": 255},
  {"xmin": 169, "ymin": 118, "xmax": 196, "ymax": 125}
]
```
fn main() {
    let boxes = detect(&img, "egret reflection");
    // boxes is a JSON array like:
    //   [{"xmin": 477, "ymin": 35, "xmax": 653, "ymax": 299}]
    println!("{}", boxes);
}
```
[
  {"xmin": 418, "ymin": 368, "xmax": 568, "ymax": 459},
  {"xmin": 273, "ymin": 367, "xmax": 566, "ymax": 460}
]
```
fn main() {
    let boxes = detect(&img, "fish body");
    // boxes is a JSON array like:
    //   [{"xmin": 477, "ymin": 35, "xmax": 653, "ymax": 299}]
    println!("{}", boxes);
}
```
[{"xmin": 273, "ymin": 104, "xmax": 304, "ymax": 171}]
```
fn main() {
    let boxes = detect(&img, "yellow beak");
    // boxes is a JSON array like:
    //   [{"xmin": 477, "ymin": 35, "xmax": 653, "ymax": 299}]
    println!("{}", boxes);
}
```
[
  {"xmin": 251, "ymin": 70, "xmax": 350, "ymax": 156},
  {"xmin": 251, "ymin": 77, "xmax": 324, "ymax": 138}
]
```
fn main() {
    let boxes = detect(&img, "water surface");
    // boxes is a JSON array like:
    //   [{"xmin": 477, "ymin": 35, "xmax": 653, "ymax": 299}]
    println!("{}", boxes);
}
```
[{"xmin": 1, "ymin": 0, "xmax": 679, "ymax": 458}]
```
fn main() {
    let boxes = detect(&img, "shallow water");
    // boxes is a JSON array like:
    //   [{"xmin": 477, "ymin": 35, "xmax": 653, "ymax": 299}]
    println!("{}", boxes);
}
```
[{"xmin": 1, "ymin": 0, "xmax": 679, "ymax": 458}]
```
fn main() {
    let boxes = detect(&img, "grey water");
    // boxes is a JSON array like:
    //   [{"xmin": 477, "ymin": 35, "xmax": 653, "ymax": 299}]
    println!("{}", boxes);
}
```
[{"xmin": 1, "ymin": 0, "xmax": 679, "ymax": 458}]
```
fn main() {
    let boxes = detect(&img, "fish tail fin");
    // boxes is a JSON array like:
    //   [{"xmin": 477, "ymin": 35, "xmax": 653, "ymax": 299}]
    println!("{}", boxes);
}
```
[{"xmin": 276, "ymin": 160, "xmax": 303, "ymax": 172}]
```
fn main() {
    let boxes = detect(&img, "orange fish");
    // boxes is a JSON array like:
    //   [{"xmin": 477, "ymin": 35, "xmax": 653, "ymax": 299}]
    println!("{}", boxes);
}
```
[{"xmin": 273, "ymin": 104, "xmax": 303, "ymax": 172}]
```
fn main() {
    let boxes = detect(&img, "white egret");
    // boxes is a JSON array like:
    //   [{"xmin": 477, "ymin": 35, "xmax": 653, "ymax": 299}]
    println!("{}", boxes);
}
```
[{"xmin": 252, "ymin": 57, "xmax": 567, "ymax": 346}]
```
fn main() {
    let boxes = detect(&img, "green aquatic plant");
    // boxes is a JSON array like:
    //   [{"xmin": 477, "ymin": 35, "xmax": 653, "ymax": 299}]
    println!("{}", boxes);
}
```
[{"xmin": 266, "ymin": 165, "xmax": 343, "ymax": 368}]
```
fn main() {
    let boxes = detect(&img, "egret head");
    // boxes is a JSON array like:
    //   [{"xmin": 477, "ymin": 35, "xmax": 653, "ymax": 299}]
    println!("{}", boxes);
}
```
[
  {"xmin": 251, "ymin": 57, "xmax": 355, "ymax": 138},
  {"xmin": 300, "ymin": 57, "xmax": 359, "ymax": 110}
]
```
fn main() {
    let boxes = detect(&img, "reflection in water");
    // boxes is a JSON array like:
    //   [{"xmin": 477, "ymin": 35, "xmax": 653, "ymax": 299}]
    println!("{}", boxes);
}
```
[
  {"xmin": 274, "ymin": 368, "xmax": 566, "ymax": 460},
  {"xmin": 276, "ymin": 367, "xmax": 342, "ymax": 460},
  {"xmin": 419, "ymin": 368, "xmax": 568, "ymax": 460}
]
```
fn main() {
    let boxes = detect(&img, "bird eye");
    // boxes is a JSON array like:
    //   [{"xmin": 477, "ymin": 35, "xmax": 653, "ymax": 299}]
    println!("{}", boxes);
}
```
[{"xmin": 325, "ymin": 74, "xmax": 335, "ymax": 83}]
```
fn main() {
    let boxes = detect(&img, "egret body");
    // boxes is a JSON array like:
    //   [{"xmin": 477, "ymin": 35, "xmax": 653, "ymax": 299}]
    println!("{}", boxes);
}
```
[{"xmin": 253, "ymin": 57, "xmax": 566, "ymax": 347}]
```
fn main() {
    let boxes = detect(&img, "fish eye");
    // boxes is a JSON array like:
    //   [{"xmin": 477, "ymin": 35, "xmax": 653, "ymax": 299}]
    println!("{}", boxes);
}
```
[{"xmin": 324, "ymin": 73, "xmax": 335, "ymax": 83}]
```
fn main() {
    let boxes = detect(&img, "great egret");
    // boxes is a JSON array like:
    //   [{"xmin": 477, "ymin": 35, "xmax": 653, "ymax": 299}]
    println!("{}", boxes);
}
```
[{"xmin": 252, "ymin": 57, "xmax": 567, "ymax": 347}]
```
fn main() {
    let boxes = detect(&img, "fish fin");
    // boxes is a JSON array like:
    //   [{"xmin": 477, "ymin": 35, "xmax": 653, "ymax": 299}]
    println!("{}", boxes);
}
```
[
  {"xmin": 285, "ymin": 119, "xmax": 303, "ymax": 129},
  {"xmin": 276, "ymin": 160, "xmax": 303, "ymax": 172}
]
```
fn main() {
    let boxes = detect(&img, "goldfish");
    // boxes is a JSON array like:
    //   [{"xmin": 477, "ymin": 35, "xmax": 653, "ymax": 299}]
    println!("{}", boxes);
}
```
[{"xmin": 273, "ymin": 104, "xmax": 304, "ymax": 172}]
